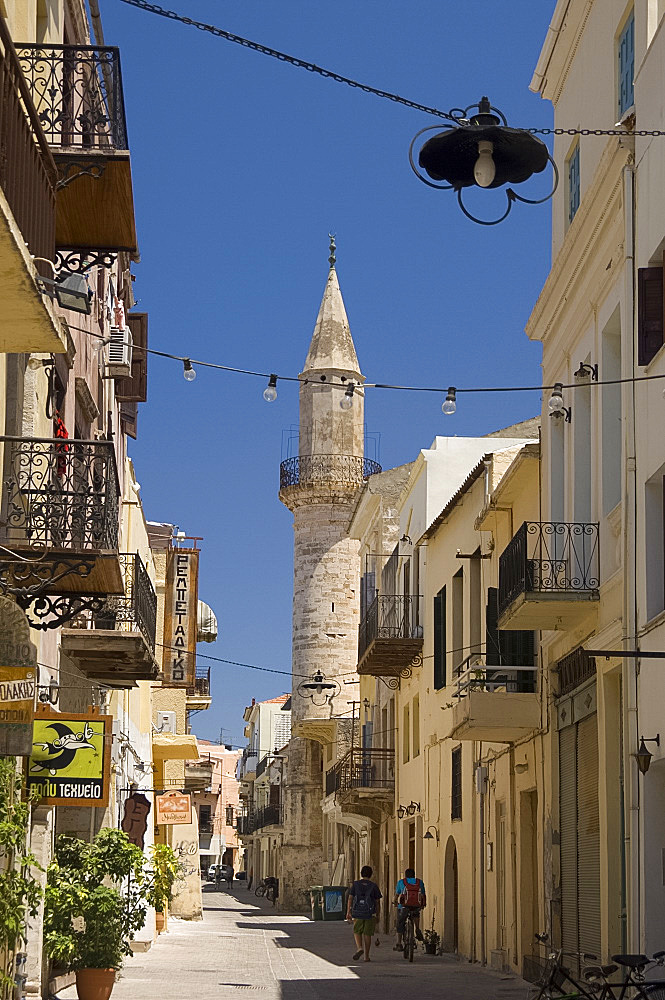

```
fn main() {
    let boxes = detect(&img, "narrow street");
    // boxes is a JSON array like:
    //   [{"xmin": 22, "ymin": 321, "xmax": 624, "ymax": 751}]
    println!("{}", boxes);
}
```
[{"xmin": 59, "ymin": 884, "xmax": 531, "ymax": 1000}]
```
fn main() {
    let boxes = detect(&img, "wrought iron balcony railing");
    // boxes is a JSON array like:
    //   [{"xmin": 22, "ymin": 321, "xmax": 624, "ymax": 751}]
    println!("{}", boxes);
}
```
[
  {"xmin": 0, "ymin": 18, "xmax": 56, "ymax": 271},
  {"xmin": 0, "ymin": 436, "xmax": 119, "ymax": 553},
  {"xmin": 498, "ymin": 521, "xmax": 600, "ymax": 617},
  {"xmin": 280, "ymin": 455, "xmax": 381, "ymax": 489},
  {"xmin": 555, "ymin": 646, "xmax": 596, "ymax": 696},
  {"xmin": 70, "ymin": 553, "xmax": 156, "ymax": 651},
  {"xmin": 236, "ymin": 815, "xmax": 252, "ymax": 836},
  {"xmin": 452, "ymin": 661, "xmax": 537, "ymax": 699},
  {"xmin": 189, "ymin": 664, "xmax": 211, "ymax": 699},
  {"xmin": 253, "ymin": 804, "xmax": 281, "ymax": 829},
  {"xmin": 325, "ymin": 747, "xmax": 394, "ymax": 797},
  {"xmin": 358, "ymin": 594, "xmax": 422, "ymax": 661},
  {"xmin": 16, "ymin": 44, "xmax": 128, "ymax": 151}
]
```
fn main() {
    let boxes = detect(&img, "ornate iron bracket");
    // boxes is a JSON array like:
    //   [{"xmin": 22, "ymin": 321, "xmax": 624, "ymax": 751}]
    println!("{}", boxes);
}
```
[
  {"xmin": 377, "ymin": 675, "xmax": 401, "ymax": 691},
  {"xmin": 56, "ymin": 161, "xmax": 106, "ymax": 190},
  {"xmin": 20, "ymin": 592, "xmax": 108, "ymax": 631},
  {"xmin": 56, "ymin": 249, "xmax": 118, "ymax": 274},
  {"xmin": 0, "ymin": 554, "xmax": 102, "ymax": 630}
]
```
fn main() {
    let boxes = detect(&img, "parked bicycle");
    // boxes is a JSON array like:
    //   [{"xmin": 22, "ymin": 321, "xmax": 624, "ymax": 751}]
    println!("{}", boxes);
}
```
[
  {"xmin": 254, "ymin": 876, "xmax": 278, "ymax": 903},
  {"xmin": 530, "ymin": 933, "xmax": 665, "ymax": 1000}
]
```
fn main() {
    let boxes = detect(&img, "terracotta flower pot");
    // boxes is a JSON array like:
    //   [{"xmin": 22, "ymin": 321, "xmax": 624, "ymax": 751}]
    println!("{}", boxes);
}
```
[
  {"xmin": 155, "ymin": 910, "xmax": 167, "ymax": 934},
  {"xmin": 75, "ymin": 968, "xmax": 116, "ymax": 1000}
]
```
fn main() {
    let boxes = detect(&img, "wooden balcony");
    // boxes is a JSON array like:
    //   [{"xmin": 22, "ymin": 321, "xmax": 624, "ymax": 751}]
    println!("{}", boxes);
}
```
[
  {"xmin": 0, "ymin": 17, "xmax": 67, "ymax": 353},
  {"xmin": 448, "ymin": 661, "xmax": 540, "ymax": 743},
  {"xmin": 0, "ymin": 435, "xmax": 121, "ymax": 595},
  {"xmin": 60, "ymin": 553, "xmax": 158, "ymax": 686},
  {"xmin": 498, "ymin": 521, "xmax": 599, "ymax": 631},
  {"xmin": 16, "ymin": 44, "xmax": 137, "ymax": 253},
  {"xmin": 357, "ymin": 595, "xmax": 423, "ymax": 678}
]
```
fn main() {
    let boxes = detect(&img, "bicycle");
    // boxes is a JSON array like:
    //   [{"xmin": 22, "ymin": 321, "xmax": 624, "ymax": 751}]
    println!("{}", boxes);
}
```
[
  {"xmin": 254, "ymin": 876, "xmax": 277, "ymax": 902},
  {"xmin": 530, "ymin": 934, "xmax": 665, "ymax": 1000},
  {"xmin": 402, "ymin": 907, "xmax": 421, "ymax": 963}
]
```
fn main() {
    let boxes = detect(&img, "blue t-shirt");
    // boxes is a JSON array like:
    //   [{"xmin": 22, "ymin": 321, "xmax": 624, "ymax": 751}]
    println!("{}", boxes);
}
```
[{"xmin": 396, "ymin": 876, "xmax": 426, "ymax": 910}]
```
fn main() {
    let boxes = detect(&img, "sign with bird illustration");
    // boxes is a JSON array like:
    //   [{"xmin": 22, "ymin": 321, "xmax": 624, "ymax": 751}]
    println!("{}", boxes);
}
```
[{"xmin": 26, "ymin": 707, "xmax": 112, "ymax": 806}]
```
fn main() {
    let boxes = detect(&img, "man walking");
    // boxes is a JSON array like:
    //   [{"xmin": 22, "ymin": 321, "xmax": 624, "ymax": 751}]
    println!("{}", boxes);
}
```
[{"xmin": 346, "ymin": 865, "xmax": 382, "ymax": 963}]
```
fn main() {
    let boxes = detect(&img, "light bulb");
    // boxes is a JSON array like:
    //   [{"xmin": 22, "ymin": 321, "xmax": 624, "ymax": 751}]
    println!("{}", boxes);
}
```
[
  {"xmin": 27, "ymin": 357, "xmax": 44, "ymax": 370},
  {"xmin": 548, "ymin": 383, "xmax": 564, "ymax": 413},
  {"xmin": 473, "ymin": 140, "xmax": 496, "ymax": 188},
  {"xmin": 93, "ymin": 336, "xmax": 109, "ymax": 353},
  {"xmin": 263, "ymin": 374, "xmax": 278, "ymax": 402},
  {"xmin": 340, "ymin": 383, "xmax": 354, "ymax": 409},
  {"xmin": 442, "ymin": 387, "xmax": 457, "ymax": 415},
  {"xmin": 183, "ymin": 359, "xmax": 196, "ymax": 382}
]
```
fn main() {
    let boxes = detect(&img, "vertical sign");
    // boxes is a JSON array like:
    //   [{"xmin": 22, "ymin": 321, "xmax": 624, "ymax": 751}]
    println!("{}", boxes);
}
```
[{"xmin": 162, "ymin": 548, "xmax": 199, "ymax": 687}]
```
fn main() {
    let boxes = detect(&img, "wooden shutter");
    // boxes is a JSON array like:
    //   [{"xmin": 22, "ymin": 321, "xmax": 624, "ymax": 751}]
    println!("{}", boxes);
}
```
[
  {"xmin": 501, "ymin": 628, "xmax": 535, "ymax": 669},
  {"xmin": 559, "ymin": 724, "xmax": 578, "ymax": 958},
  {"xmin": 116, "ymin": 312, "xmax": 148, "ymax": 402},
  {"xmin": 576, "ymin": 713, "xmax": 601, "ymax": 959},
  {"xmin": 434, "ymin": 586, "xmax": 446, "ymax": 690},
  {"xmin": 618, "ymin": 13, "xmax": 634, "ymax": 116},
  {"xmin": 637, "ymin": 267, "xmax": 664, "ymax": 366},
  {"xmin": 120, "ymin": 400, "xmax": 138, "ymax": 439},
  {"xmin": 486, "ymin": 587, "xmax": 500, "ymax": 666},
  {"xmin": 451, "ymin": 746, "xmax": 462, "ymax": 820}
]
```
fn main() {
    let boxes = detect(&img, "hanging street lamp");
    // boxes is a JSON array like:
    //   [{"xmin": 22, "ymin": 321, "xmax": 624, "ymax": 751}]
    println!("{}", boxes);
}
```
[{"xmin": 409, "ymin": 97, "xmax": 558, "ymax": 225}]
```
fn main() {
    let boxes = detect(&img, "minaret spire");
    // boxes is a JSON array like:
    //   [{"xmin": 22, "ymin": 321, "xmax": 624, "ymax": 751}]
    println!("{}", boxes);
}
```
[
  {"xmin": 302, "ymin": 238, "xmax": 361, "ymax": 377},
  {"xmin": 328, "ymin": 233, "xmax": 336, "ymax": 269}
]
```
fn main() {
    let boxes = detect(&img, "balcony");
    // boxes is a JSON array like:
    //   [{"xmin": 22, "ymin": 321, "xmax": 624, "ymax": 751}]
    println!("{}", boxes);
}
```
[
  {"xmin": 16, "ymin": 44, "xmax": 137, "ymax": 253},
  {"xmin": 279, "ymin": 455, "xmax": 381, "ymax": 505},
  {"xmin": 253, "ymin": 804, "xmax": 281, "ymax": 830},
  {"xmin": 555, "ymin": 646, "xmax": 596, "ymax": 697},
  {"xmin": 184, "ymin": 755, "xmax": 214, "ymax": 792},
  {"xmin": 59, "ymin": 553, "xmax": 158, "ymax": 686},
  {"xmin": 357, "ymin": 595, "xmax": 423, "ymax": 678},
  {"xmin": 236, "ymin": 815, "xmax": 253, "ymax": 836},
  {"xmin": 448, "ymin": 660, "xmax": 540, "ymax": 743},
  {"xmin": 187, "ymin": 664, "xmax": 212, "ymax": 712},
  {"xmin": 0, "ymin": 435, "xmax": 121, "ymax": 595},
  {"xmin": 325, "ymin": 747, "xmax": 394, "ymax": 818},
  {"xmin": 498, "ymin": 522, "xmax": 599, "ymax": 631},
  {"xmin": 0, "ymin": 18, "xmax": 66, "ymax": 354}
]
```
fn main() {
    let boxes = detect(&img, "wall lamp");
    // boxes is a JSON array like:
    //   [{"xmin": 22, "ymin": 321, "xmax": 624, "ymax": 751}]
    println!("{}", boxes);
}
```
[
  {"xmin": 574, "ymin": 362, "xmax": 598, "ymax": 381},
  {"xmin": 548, "ymin": 383, "xmax": 571, "ymax": 423},
  {"xmin": 424, "ymin": 825, "xmax": 439, "ymax": 844},
  {"xmin": 298, "ymin": 670, "xmax": 340, "ymax": 706},
  {"xmin": 397, "ymin": 800, "xmax": 421, "ymax": 818},
  {"xmin": 34, "ymin": 257, "xmax": 93, "ymax": 315},
  {"xmin": 27, "ymin": 355, "xmax": 56, "ymax": 418},
  {"xmin": 635, "ymin": 734, "xmax": 660, "ymax": 775}
]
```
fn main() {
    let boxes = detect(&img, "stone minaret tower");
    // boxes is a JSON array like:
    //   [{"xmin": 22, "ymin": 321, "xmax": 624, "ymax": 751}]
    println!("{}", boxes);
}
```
[{"xmin": 277, "ymin": 238, "xmax": 366, "ymax": 906}]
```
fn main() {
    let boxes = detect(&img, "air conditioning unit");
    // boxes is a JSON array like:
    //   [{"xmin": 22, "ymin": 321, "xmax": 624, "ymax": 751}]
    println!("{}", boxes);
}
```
[
  {"xmin": 156, "ymin": 711, "xmax": 176, "ymax": 734},
  {"xmin": 106, "ymin": 326, "xmax": 133, "ymax": 378}
]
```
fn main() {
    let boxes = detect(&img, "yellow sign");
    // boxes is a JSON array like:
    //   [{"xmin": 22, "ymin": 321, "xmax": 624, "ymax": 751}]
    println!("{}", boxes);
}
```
[
  {"xmin": 0, "ymin": 666, "xmax": 36, "ymax": 755},
  {"xmin": 26, "ymin": 708, "xmax": 112, "ymax": 807},
  {"xmin": 155, "ymin": 791, "xmax": 192, "ymax": 825}
]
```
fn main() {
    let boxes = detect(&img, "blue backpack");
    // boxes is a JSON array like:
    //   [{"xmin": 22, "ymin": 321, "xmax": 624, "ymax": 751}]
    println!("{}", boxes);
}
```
[{"xmin": 351, "ymin": 880, "xmax": 376, "ymax": 919}]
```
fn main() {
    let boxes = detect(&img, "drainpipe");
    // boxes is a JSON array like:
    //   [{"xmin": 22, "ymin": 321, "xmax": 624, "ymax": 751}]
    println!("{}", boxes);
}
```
[
  {"xmin": 621, "ymin": 162, "xmax": 639, "ymax": 953},
  {"xmin": 477, "ymin": 749, "xmax": 487, "ymax": 966}
]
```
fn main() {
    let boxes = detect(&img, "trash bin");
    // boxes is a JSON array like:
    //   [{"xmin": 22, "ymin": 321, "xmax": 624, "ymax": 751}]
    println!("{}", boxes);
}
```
[
  {"xmin": 310, "ymin": 886, "xmax": 324, "ymax": 921},
  {"xmin": 321, "ymin": 885, "xmax": 346, "ymax": 921}
]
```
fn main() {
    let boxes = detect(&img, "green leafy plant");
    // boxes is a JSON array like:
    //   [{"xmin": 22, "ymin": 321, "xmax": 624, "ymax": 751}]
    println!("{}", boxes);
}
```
[
  {"xmin": 44, "ymin": 828, "xmax": 149, "ymax": 972},
  {"xmin": 0, "ymin": 757, "xmax": 42, "ymax": 992},
  {"xmin": 145, "ymin": 844, "xmax": 180, "ymax": 913}
]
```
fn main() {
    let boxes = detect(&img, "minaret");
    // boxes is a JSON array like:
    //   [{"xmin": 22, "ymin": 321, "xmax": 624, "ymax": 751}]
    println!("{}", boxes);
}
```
[{"xmin": 276, "ymin": 238, "xmax": 367, "ymax": 906}]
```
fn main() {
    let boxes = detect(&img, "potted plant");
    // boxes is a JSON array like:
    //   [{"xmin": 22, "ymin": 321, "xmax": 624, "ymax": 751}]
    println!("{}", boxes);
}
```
[
  {"xmin": 423, "ymin": 928, "xmax": 440, "ymax": 955},
  {"xmin": 145, "ymin": 844, "xmax": 180, "ymax": 934},
  {"xmin": 44, "ymin": 828, "xmax": 148, "ymax": 1000}
]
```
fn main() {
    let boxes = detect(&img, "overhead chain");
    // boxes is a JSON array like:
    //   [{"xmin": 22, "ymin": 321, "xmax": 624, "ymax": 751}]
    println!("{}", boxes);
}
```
[{"xmin": 528, "ymin": 127, "xmax": 665, "ymax": 136}]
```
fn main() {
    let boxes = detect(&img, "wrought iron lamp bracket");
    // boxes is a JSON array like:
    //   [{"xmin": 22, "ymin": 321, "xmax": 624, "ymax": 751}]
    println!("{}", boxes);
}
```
[
  {"xmin": 56, "ymin": 249, "xmax": 118, "ymax": 274},
  {"xmin": 56, "ymin": 160, "xmax": 106, "ymax": 191}
]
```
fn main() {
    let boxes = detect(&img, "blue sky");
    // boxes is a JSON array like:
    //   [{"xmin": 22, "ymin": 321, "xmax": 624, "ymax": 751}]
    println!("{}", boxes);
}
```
[{"xmin": 100, "ymin": 0, "xmax": 555, "ymax": 745}]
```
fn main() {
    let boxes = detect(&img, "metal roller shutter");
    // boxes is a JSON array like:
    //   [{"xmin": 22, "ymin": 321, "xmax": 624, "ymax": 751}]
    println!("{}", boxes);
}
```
[
  {"xmin": 559, "ymin": 725, "xmax": 578, "ymax": 956},
  {"xmin": 577, "ymin": 713, "xmax": 601, "ymax": 958}
]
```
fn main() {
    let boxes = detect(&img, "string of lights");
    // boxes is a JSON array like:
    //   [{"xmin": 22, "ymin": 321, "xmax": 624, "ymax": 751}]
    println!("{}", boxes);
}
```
[{"xmin": 116, "ymin": 0, "xmax": 665, "ymax": 139}]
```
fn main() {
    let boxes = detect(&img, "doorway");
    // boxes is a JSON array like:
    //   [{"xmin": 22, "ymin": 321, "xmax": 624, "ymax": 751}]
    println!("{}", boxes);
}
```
[
  {"xmin": 519, "ymin": 790, "xmax": 538, "ymax": 966},
  {"xmin": 443, "ymin": 836, "xmax": 458, "ymax": 952}
]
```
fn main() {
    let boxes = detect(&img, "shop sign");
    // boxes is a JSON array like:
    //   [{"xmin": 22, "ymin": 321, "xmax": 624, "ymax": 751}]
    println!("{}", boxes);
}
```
[
  {"xmin": 162, "ymin": 548, "xmax": 199, "ymax": 687},
  {"xmin": 0, "ymin": 666, "xmax": 36, "ymax": 755},
  {"xmin": 155, "ymin": 791, "xmax": 192, "ymax": 825},
  {"xmin": 121, "ymin": 792, "xmax": 151, "ymax": 848},
  {"xmin": 26, "ymin": 707, "xmax": 112, "ymax": 806}
]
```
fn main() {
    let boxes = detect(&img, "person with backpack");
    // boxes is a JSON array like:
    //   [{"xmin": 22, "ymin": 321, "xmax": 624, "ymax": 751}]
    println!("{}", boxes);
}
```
[
  {"xmin": 394, "ymin": 867, "xmax": 426, "ymax": 951},
  {"xmin": 346, "ymin": 865, "xmax": 382, "ymax": 962}
]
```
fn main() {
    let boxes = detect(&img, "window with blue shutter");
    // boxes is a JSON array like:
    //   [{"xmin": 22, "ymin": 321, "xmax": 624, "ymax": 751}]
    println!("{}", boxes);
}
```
[
  {"xmin": 568, "ymin": 143, "xmax": 580, "ymax": 225},
  {"xmin": 618, "ymin": 12, "xmax": 635, "ymax": 117}
]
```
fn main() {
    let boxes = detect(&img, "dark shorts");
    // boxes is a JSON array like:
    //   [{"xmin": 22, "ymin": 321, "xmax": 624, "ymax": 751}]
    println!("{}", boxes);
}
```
[{"xmin": 396, "ymin": 907, "xmax": 420, "ymax": 933}]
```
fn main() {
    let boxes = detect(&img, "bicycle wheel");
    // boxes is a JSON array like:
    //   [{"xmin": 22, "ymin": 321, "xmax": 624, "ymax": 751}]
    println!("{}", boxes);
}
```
[
  {"xmin": 641, "ymin": 986, "xmax": 665, "ymax": 1000},
  {"xmin": 404, "ymin": 920, "xmax": 415, "ymax": 962},
  {"xmin": 266, "ymin": 887, "xmax": 275, "ymax": 903},
  {"xmin": 255, "ymin": 884, "xmax": 266, "ymax": 897}
]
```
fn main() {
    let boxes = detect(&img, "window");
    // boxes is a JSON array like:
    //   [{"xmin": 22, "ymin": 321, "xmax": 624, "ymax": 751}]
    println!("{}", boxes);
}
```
[
  {"xmin": 434, "ymin": 586, "xmax": 446, "ymax": 689},
  {"xmin": 602, "ymin": 309, "xmax": 622, "ymax": 514},
  {"xmin": 199, "ymin": 805, "xmax": 211, "ymax": 831},
  {"xmin": 225, "ymin": 805, "xmax": 234, "ymax": 826},
  {"xmin": 645, "ymin": 468, "xmax": 665, "ymax": 620},
  {"xmin": 412, "ymin": 696, "xmax": 420, "ymax": 758},
  {"xmin": 567, "ymin": 143, "xmax": 580, "ymax": 225},
  {"xmin": 618, "ymin": 11, "xmax": 635, "ymax": 118},
  {"xmin": 638, "ymin": 266, "xmax": 664, "ymax": 365},
  {"xmin": 469, "ymin": 551, "xmax": 482, "ymax": 660},
  {"xmin": 452, "ymin": 568, "xmax": 464, "ymax": 675},
  {"xmin": 403, "ymin": 702, "xmax": 410, "ymax": 763},
  {"xmin": 451, "ymin": 746, "xmax": 462, "ymax": 820}
]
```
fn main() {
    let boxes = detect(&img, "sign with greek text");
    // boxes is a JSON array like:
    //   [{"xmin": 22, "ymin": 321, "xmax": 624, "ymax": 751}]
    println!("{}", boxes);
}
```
[
  {"xmin": 155, "ymin": 791, "xmax": 192, "ymax": 825},
  {"xmin": 162, "ymin": 548, "xmax": 199, "ymax": 687},
  {"xmin": 26, "ymin": 707, "xmax": 112, "ymax": 806},
  {"xmin": 0, "ymin": 596, "xmax": 38, "ymax": 756}
]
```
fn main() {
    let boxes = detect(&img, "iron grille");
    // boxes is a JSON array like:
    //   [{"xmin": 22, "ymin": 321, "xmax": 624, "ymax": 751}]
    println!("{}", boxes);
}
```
[
  {"xmin": 236, "ymin": 815, "xmax": 252, "ymax": 836},
  {"xmin": 279, "ymin": 455, "xmax": 381, "ymax": 489},
  {"xmin": 16, "ymin": 44, "xmax": 128, "ymax": 150},
  {"xmin": 253, "ymin": 804, "xmax": 281, "ymax": 829},
  {"xmin": 0, "ymin": 19, "xmax": 56, "ymax": 272},
  {"xmin": 498, "ymin": 521, "xmax": 600, "ymax": 617},
  {"xmin": 1, "ymin": 436, "xmax": 119, "ymax": 552},
  {"xmin": 326, "ymin": 747, "xmax": 394, "ymax": 796},
  {"xmin": 358, "ymin": 594, "xmax": 422, "ymax": 660},
  {"xmin": 555, "ymin": 647, "xmax": 596, "ymax": 696},
  {"xmin": 189, "ymin": 664, "xmax": 210, "ymax": 699},
  {"xmin": 70, "ymin": 553, "xmax": 156, "ymax": 651}
]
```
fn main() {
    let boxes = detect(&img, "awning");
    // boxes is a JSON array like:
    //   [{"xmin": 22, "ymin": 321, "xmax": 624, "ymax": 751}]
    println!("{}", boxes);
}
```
[
  {"xmin": 152, "ymin": 732, "xmax": 199, "ymax": 760},
  {"xmin": 197, "ymin": 600, "xmax": 218, "ymax": 643}
]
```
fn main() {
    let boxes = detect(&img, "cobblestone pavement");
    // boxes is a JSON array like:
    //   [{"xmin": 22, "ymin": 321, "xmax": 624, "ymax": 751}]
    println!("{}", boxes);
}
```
[{"xmin": 59, "ymin": 882, "xmax": 531, "ymax": 1000}]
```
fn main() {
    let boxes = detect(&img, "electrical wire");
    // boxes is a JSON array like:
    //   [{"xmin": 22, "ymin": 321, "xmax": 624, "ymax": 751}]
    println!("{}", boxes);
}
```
[{"xmin": 116, "ymin": 0, "xmax": 665, "ymax": 138}]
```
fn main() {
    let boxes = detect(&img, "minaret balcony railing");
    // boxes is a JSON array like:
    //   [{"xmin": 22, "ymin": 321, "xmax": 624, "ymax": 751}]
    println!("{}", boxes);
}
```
[{"xmin": 279, "ymin": 454, "xmax": 381, "ymax": 489}]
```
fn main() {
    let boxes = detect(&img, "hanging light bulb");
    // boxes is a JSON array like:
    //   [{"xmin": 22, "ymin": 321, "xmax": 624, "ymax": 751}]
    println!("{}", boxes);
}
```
[
  {"xmin": 340, "ymin": 383, "xmax": 355, "ymax": 409},
  {"xmin": 27, "ymin": 356, "xmax": 45, "ymax": 371},
  {"xmin": 93, "ymin": 335, "xmax": 110, "ymax": 353},
  {"xmin": 442, "ymin": 387, "xmax": 457, "ymax": 415},
  {"xmin": 473, "ymin": 140, "xmax": 496, "ymax": 187},
  {"xmin": 183, "ymin": 358, "xmax": 196, "ymax": 382},
  {"xmin": 263, "ymin": 374, "xmax": 278, "ymax": 402},
  {"xmin": 548, "ymin": 382, "xmax": 564, "ymax": 414}
]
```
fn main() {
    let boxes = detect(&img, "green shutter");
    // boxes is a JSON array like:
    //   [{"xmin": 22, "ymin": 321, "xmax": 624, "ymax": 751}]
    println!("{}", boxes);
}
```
[{"xmin": 434, "ymin": 586, "xmax": 446, "ymax": 690}]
